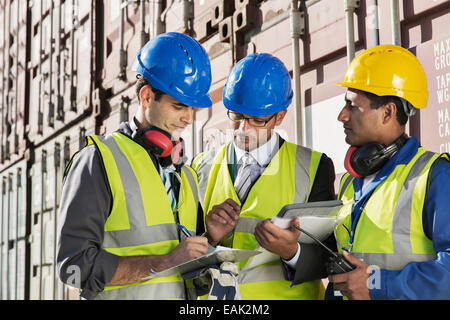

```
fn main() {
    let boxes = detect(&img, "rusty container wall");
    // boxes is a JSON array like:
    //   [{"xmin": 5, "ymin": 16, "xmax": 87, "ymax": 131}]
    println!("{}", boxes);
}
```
[
  {"xmin": 296, "ymin": 0, "xmax": 450, "ymax": 188},
  {"xmin": 0, "ymin": 159, "xmax": 29, "ymax": 300},
  {"xmin": 102, "ymin": 0, "xmax": 139, "ymax": 94},
  {"xmin": 29, "ymin": 116, "xmax": 95, "ymax": 300},
  {"xmin": 27, "ymin": 0, "xmax": 98, "ymax": 147},
  {"xmin": 406, "ymin": 1, "xmax": 450, "ymax": 155},
  {"xmin": 97, "ymin": 0, "xmax": 146, "ymax": 139},
  {"xmin": 190, "ymin": 0, "xmax": 450, "ymax": 188},
  {"xmin": 99, "ymin": 0, "xmax": 244, "ymax": 160},
  {"xmin": 0, "ymin": 0, "xmax": 30, "ymax": 171}
]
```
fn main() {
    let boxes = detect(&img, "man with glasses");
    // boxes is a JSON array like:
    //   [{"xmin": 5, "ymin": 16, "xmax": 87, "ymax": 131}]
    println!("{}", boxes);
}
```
[{"xmin": 192, "ymin": 53, "xmax": 336, "ymax": 300}]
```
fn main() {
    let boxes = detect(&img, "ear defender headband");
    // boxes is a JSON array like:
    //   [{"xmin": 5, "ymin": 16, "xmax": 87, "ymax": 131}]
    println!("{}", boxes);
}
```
[
  {"xmin": 142, "ymin": 126, "xmax": 186, "ymax": 167},
  {"xmin": 344, "ymin": 134, "xmax": 408, "ymax": 178}
]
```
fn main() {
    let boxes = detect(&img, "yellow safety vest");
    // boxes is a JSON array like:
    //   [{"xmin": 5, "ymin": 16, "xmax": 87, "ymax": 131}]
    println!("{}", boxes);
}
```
[
  {"xmin": 86, "ymin": 132, "xmax": 199, "ymax": 300},
  {"xmin": 336, "ymin": 147, "xmax": 448, "ymax": 272},
  {"xmin": 193, "ymin": 141, "xmax": 325, "ymax": 300}
]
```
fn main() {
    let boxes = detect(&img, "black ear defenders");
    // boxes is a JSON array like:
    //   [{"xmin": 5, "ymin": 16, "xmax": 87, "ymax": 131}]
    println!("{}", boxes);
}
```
[
  {"xmin": 141, "ymin": 126, "xmax": 186, "ymax": 167},
  {"xmin": 344, "ymin": 134, "xmax": 408, "ymax": 178}
]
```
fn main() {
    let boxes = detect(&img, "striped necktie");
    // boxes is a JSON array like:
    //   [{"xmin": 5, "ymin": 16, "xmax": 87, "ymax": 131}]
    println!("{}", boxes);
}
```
[
  {"xmin": 234, "ymin": 153, "xmax": 256, "ymax": 203},
  {"xmin": 161, "ymin": 167, "xmax": 176, "ymax": 211}
]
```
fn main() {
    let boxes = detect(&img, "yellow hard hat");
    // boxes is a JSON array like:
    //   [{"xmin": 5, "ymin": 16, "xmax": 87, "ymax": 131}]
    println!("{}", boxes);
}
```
[{"xmin": 335, "ymin": 45, "xmax": 429, "ymax": 109}]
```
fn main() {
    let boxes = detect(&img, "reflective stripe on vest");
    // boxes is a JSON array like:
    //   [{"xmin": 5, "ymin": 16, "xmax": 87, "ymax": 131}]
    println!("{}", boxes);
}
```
[
  {"xmin": 336, "ymin": 148, "xmax": 444, "ymax": 270},
  {"xmin": 88, "ymin": 133, "xmax": 198, "ymax": 299},
  {"xmin": 196, "ymin": 141, "xmax": 324, "ymax": 300},
  {"xmin": 94, "ymin": 281, "xmax": 185, "ymax": 300}
]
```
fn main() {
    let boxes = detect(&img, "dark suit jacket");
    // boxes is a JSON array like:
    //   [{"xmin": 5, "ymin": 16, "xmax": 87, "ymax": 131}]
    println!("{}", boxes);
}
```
[{"xmin": 283, "ymin": 153, "xmax": 338, "ymax": 285}]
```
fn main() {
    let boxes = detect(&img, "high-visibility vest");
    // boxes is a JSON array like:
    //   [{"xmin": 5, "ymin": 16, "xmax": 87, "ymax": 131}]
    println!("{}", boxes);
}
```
[
  {"xmin": 86, "ymin": 132, "xmax": 199, "ymax": 300},
  {"xmin": 193, "ymin": 141, "xmax": 325, "ymax": 300},
  {"xmin": 336, "ymin": 147, "xmax": 449, "ymax": 272}
]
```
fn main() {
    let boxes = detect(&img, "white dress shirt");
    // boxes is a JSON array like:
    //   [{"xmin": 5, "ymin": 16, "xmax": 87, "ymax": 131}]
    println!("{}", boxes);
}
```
[
  {"xmin": 233, "ymin": 132, "xmax": 302, "ymax": 267},
  {"xmin": 233, "ymin": 132, "xmax": 280, "ymax": 179}
]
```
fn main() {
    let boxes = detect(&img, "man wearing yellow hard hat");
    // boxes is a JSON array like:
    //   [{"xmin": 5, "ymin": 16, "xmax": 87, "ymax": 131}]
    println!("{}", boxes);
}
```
[{"xmin": 327, "ymin": 45, "xmax": 450, "ymax": 299}]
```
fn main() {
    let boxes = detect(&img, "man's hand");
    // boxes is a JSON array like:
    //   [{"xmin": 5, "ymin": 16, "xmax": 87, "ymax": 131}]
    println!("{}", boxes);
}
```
[
  {"xmin": 205, "ymin": 199, "xmax": 241, "ymax": 246},
  {"xmin": 108, "ymin": 236, "xmax": 208, "ymax": 286},
  {"xmin": 254, "ymin": 218, "xmax": 300, "ymax": 260},
  {"xmin": 163, "ymin": 236, "xmax": 209, "ymax": 270},
  {"xmin": 328, "ymin": 251, "xmax": 371, "ymax": 300}
]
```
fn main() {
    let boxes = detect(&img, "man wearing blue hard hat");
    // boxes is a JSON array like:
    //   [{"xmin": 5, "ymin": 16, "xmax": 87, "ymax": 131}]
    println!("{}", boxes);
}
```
[
  {"xmin": 58, "ymin": 32, "xmax": 222, "ymax": 300},
  {"xmin": 192, "ymin": 53, "xmax": 336, "ymax": 299}
]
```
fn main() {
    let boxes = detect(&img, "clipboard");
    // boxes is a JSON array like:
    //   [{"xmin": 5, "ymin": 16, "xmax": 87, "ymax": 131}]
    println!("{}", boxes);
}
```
[
  {"xmin": 142, "ymin": 245, "xmax": 260, "ymax": 280},
  {"xmin": 272, "ymin": 200, "xmax": 352, "ymax": 244}
]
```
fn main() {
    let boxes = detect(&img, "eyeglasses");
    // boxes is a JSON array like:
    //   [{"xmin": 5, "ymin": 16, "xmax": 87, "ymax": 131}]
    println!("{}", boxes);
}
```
[{"xmin": 227, "ymin": 111, "xmax": 277, "ymax": 128}]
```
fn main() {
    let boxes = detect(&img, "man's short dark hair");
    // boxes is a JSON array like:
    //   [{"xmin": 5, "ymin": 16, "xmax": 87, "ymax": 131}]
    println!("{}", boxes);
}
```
[
  {"xmin": 136, "ymin": 75, "xmax": 166, "ymax": 103},
  {"xmin": 358, "ymin": 90, "xmax": 409, "ymax": 126}
]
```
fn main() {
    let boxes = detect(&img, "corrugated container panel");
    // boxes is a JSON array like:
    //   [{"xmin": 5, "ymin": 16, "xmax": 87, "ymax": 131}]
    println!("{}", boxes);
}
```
[
  {"xmin": 99, "ymin": 86, "xmax": 137, "ymax": 137},
  {"xmin": 27, "ymin": 0, "xmax": 98, "ymax": 146},
  {"xmin": 8, "ymin": 242, "xmax": 17, "ymax": 300},
  {"xmin": 41, "ymin": 265, "xmax": 54, "ymax": 300},
  {"xmin": 303, "ymin": 0, "xmax": 360, "ymax": 64},
  {"xmin": 0, "ymin": 159, "xmax": 28, "ymax": 300},
  {"xmin": 31, "ymin": 0, "xmax": 41, "ymax": 27},
  {"xmin": 0, "ymin": 218, "xmax": 2, "ymax": 300},
  {"xmin": 1, "ymin": 244, "xmax": 7, "ymax": 299},
  {"xmin": 190, "ymin": 0, "xmax": 239, "ymax": 43},
  {"xmin": 8, "ymin": 173, "xmax": 17, "ymax": 242},
  {"xmin": 191, "ymin": 0, "xmax": 223, "ymax": 42},
  {"xmin": 29, "ymin": 117, "xmax": 95, "ymax": 300},
  {"xmin": 1, "ymin": 177, "xmax": 9, "ymax": 249},
  {"xmin": 196, "ymin": 31, "xmax": 233, "ymax": 155},
  {"xmin": 0, "ymin": 0, "xmax": 29, "ymax": 170},
  {"xmin": 0, "ymin": 4, "xmax": 4, "ymax": 45},
  {"xmin": 412, "ymin": 19, "xmax": 450, "ymax": 153},
  {"xmin": 304, "ymin": 0, "xmax": 450, "ymax": 177},
  {"xmin": 29, "ymin": 216, "xmax": 41, "ymax": 300},
  {"xmin": 164, "ymin": 0, "xmax": 189, "ymax": 34},
  {"xmin": 189, "ymin": 0, "xmax": 450, "ymax": 181},
  {"xmin": 16, "ymin": 239, "xmax": 27, "ymax": 300},
  {"xmin": 101, "ymin": 0, "xmax": 142, "ymax": 97}
]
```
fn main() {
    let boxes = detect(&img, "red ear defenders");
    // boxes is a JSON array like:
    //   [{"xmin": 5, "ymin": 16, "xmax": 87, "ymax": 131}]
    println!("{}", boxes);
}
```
[
  {"xmin": 142, "ymin": 126, "xmax": 185, "ymax": 166},
  {"xmin": 344, "ymin": 134, "xmax": 408, "ymax": 178}
]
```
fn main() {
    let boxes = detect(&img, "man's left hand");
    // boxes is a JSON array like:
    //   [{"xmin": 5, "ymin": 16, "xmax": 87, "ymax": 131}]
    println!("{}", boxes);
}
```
[
  {"xmin": 328, "ymin": 251, "xmax": 371, "ymax": 300},
  {"xmin": 254, "ymin": 218, "xmax": 300, "ymax": 260}
]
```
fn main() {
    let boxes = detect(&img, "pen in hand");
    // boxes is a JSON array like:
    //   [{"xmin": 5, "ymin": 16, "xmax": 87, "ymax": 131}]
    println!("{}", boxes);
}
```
[
  {"xmin": 177, "ymin": 223, "xmax": 192, "ymax": 238},
  {"xmin": 178, "ymin": 224, "xmax": 215, "ymax": 253}
]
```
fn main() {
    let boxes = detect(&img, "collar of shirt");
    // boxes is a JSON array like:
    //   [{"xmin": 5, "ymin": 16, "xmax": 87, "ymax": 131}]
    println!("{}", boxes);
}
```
[
  {"xmin": 129, "ymin": 117, "xmax": 140, "ymax": 135},
  {"xmin": 233, "ymin": 132, "xmax": 280, "ymax": 168}
]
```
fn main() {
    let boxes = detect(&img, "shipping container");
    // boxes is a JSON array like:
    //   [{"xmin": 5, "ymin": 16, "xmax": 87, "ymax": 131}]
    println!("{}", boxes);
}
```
[
  {"xmin": 27, "ymin": 0, "xmax": 100, "ymax": 147},
  {"xmin": 0, "ymin": 0, "xmax": 30, "ymax": 170},
  {"xmin": 182, "ymin": 0, "xmax": 450, "ymax": 185},
  {"xmin": 0, "ymin": 159, "xmax": 29, "ymax": 300},
  {"xmin": 29, "ymin": 116, "xmax": 95, "ymax": 300}
]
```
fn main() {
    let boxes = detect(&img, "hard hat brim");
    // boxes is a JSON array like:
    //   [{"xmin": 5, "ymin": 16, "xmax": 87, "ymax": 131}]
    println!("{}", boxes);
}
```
[
  {"xmin": 224, "ymin": 99, "xmax": 291, "ymax": 117},
  {"xmin": 132, "ymin": 56, "xmax": 212, "ymax": 108},
  {"xmin": 334, "ymin": 81, "xmax": 428, "ymax": 109}
]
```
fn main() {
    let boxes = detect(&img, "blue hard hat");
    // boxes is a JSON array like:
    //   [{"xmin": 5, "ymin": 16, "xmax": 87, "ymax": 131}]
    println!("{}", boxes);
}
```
[
  {"xmin": 132, "ymin": 32, "xmax": 212, "ymax": 108},
  {"xmin": 223, "ymin": 53, "xmax": 293, "ymax": 117}
]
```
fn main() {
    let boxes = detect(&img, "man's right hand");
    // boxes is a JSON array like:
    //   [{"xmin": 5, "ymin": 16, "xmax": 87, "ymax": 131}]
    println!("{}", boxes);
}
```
[
  {"xmin": 164, "ymin": 236, "xmax": 209, "ymax": 270},
  {"xmin": 108, "ymin": 236, "xmax": 208, "ymax": 286},
  {"xmin": 205, "ymin": 198, "xmax": 241, "ymax": 246}
]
